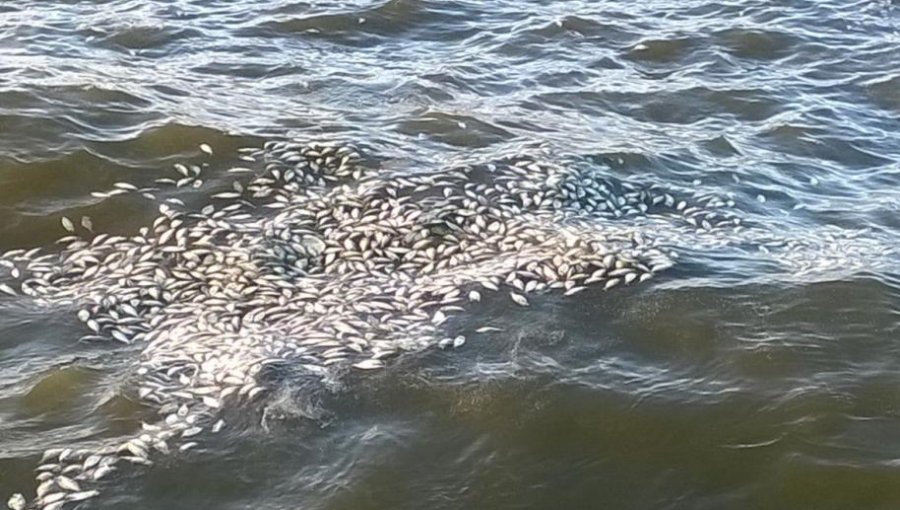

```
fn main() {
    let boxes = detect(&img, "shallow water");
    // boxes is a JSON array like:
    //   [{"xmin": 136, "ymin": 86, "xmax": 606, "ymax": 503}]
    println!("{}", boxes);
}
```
[{"xmin": 2, "ymin": 0, "xmax": 900, "ymax": 509}]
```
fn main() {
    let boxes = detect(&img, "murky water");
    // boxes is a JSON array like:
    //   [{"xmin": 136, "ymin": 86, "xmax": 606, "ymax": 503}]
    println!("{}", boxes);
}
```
[{"xmin": 2, "ymin": 0, "xmax": 900, "ymax": 509}]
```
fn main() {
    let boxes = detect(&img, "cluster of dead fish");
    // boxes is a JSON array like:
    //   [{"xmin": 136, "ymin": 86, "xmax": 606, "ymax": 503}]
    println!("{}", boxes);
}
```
[{"xmin": 0, "ymin": 137, "xmax": 872, "ymax": 510}]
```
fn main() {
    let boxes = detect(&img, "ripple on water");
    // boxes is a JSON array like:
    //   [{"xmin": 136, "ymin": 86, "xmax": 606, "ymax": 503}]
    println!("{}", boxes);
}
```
[
  {"xmin": 627, "ymin": 37, "xmax": 697, "ymax": 63},
  {"xmin": 256, "ymin": 0, "xmax": 482, "ymax": 45},
  {"xmin": 394, "ymin": 111, "xmax": 514, "ymax": 147},
  {"xmin": 101, "ymin": 25, "xmax": 204, "ymax": 52},
  {"xmin": 760, "ymin": 123, "xmax": 896, "ymax": 170}
]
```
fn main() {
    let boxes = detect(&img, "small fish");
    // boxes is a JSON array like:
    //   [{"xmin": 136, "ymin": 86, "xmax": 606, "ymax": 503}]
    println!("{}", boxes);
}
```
[
  {"xmin": 182, "ymin": 427, "xmax": 203, "ymax": 438},
  {"xmin": 200, "ymin": 143, "xmax": 213, "ymax": 155},
  {"xmin": 92, "ymin": 465, "xmax": 114, "ymax": 480},
  {"xmin": 36, "ymin": 480, "xmax": 55, "ymax": 498},
  {"xmin": 67, "ymin": 490, "xmax": 100, "ymax": 502},
  {"xmin": 61, "ymin": 217, "xmax": 75, "ymax": 232},
  {"xmin": 81, "ymin": 216, "xmax": 93, "ymax": 232},
  {"xmin": 110, "ymin": 330, "xmax": 130, "ymax": 343},
  {"xmin": 510, "ymin": 292, "xmax": 529, "ymax": 307},
  {"xmin": 353, "ymin": 359, "xmax": 383, "ymax": 370},
  {"xmin": 40, "ymin": 493, "xmax": 66, "ymax": 506},
  {"xmin": 82, "ymin": 455, "xmax": 101, "ymax": 470},
  {"xmin": 56, "ymin": 475, "xmax": 80, "ymax": 492}
]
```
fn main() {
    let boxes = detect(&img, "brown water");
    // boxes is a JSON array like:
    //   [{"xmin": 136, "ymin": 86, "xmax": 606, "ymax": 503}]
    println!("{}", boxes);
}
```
[{"xmin": 2, "ymin": 1, "xmax": 900, "ymax": 509}]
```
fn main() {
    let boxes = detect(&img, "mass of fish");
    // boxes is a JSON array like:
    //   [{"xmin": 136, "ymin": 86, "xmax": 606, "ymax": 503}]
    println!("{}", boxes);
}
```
[{"xmin": 2, "ymin": 138, "xmax": 890, "ymax": 510}]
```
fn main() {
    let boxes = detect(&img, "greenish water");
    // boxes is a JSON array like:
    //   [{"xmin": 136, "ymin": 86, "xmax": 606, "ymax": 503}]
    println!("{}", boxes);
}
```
[{"xmin": 2, "ymin": 1, "xmax": 900, "ymax": 509}]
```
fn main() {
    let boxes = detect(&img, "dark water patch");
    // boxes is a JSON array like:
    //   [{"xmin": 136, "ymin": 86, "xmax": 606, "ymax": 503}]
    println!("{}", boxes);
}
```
[
  {"xmin": 700, "ymin": 134, "xmax": 742, "ymax": 157},
  {"xmin": 21, "ymin": 365, "xmax": 102, "ymax": 417},
  {"xmin": 627, "ymin": 37, "xmax": 697, "ymax": 63},
  {"xmin": 547, "ymin": 86, "xmax": 783, "ymax": 126},
  {"xmin": 761, "ymin": 126, "xmax": 895, "ymax": 170},
  {"xmin": 0, "ymin": 86, "xmax": 161, "ymax": 160},
  {"xmin": 763, "ymin": 454, "xmax": 900, "ymax": 509},
  {"xmin": 716, "ymin": 28, "xmax": 799, "ymax": 61},
  {"xmin": 90, "ymin": 123, "xmax": 256, "ymax": 163},
  {"xmin": 864, "ymin": 74, "xmax": 900, "ymax": 112},
  {"xmin": 0, "ymin": 124, "xmax": 262, "ymax": 251},
  {"xmin": 553, "ymin": 14, "xmax": 635, "ymax": 42},
  {"xmin": 102, "ymin": 25, "xmax": 204, "ymax": 51},
  {"xmin": 0, "ymin": 150, "xmax": 129, "ymax": 206}
]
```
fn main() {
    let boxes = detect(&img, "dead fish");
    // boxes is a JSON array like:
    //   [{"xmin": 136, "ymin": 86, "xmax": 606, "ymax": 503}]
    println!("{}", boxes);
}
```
[
  {"xmin": 510, "ymin": 292, "xmax": 529, "ymax": 306},
  {"xmin": 56, "ymin": 475, "xmax": 80, "ymax": 492},
  {"xmin": 353, "ymin": 359, "xmax": 383, "ymax": 370},
  {"xmin": 66, "ymin": 490, "xmax": 100, "ymax": 502},
  {"xmin": 182, "ymin": 427, "xmax": 203, "ymax": 438},
  {"xmin": 6, "ymin": 493, "xmax": 25, "ymax": 510}
]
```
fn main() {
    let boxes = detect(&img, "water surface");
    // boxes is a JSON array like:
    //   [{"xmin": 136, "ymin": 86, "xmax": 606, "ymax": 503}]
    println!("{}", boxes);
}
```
[{"xmin": 2, "ymin": 1, "xmax": 900, "ymax": 509}]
